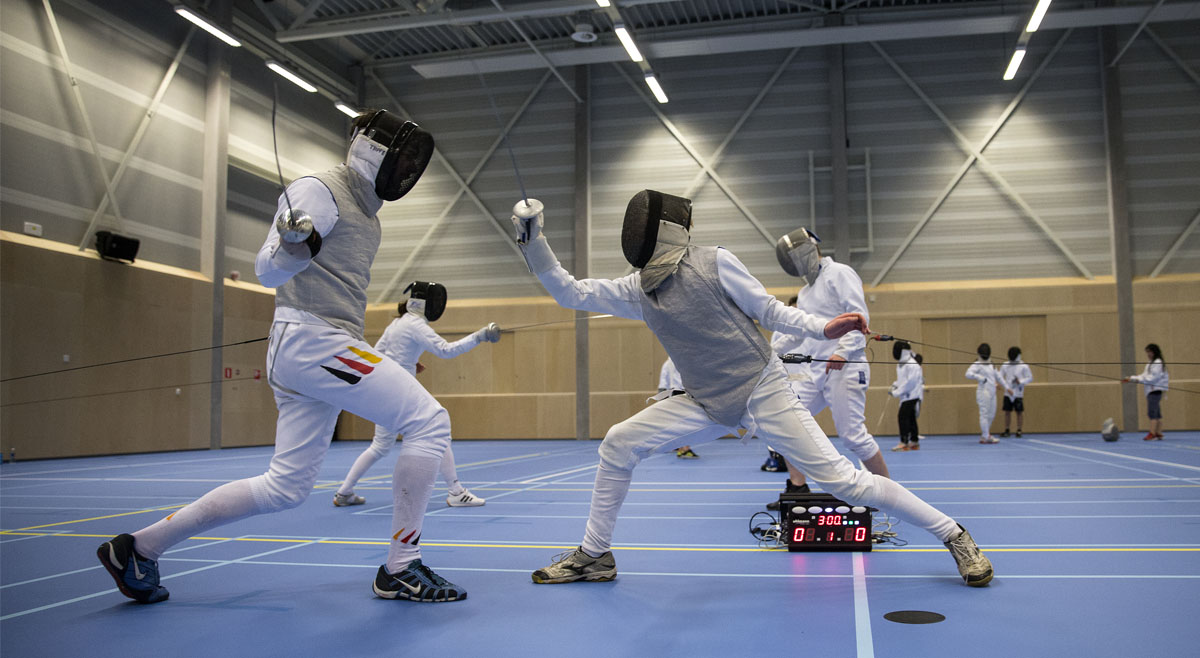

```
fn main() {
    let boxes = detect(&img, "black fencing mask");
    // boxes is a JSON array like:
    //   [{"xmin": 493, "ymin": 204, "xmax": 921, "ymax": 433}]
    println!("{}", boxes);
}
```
[
  {"xmin": 354, "ymin": 110, "xmax": 434, "ymax": 201},
  {"xmin": 621, "ymin": 190, "xmax": 692, "ymax": 269},
  {"xmin": 1007, "ymin": 346, "xmax": 1021, "ymax": 361},
  {"xmin": 403, "ymin": 281, "xmax": 448, "ymax": 322},
  {"xmin": 977, "ymin": 343, "xmax": 991, "ymax": 360},
  {"xmin": 893, "ymin": 341, "xmax": 910, "ymax": 360}
]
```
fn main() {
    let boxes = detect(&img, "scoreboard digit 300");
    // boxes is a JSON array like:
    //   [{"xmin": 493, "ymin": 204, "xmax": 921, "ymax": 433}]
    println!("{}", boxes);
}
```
[{"xmin": 780, "ymin": 492, "xmax": 874, "ymax": 552}]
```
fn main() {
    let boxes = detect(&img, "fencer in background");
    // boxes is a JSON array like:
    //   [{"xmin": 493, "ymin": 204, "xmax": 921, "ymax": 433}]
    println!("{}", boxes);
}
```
[
  {"xmin": 1123, "ymin": 343, "xmax": 1169, "ymax": 441},
  {"xmin": 658, "ymin": 357, "xmax": 698, "ymax": 458},
  {"xmin": 966, "ymin": 343, "xmax": 1001, "ymax": 444},
  {"xmin": 512, "ymin": 190, "xmax": 992, "ymax": 588},
  {"xmin": 763, "ymin": 228, "xmax": 889, "ymax": 510},
  {"xmin": 334, "ymin": 281, "xmax": 501, "ymax": 508},
  {"xmin": 97, "ymin": 110, "xmax": 469, "ymax": 605},
  {"xmin": 889, "ymin": 341, "xmax": 922, "ymax": 451},
  {"xmin": 999, "ymin": 346, "xmax": 1033, "ymax": 437}
]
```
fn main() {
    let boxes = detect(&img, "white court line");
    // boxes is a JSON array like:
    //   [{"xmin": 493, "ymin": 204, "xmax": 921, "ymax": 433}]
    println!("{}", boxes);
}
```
[
  {"xmin": 0, "ymin": 537, "xmax": 322, "ymax": 620},
  {"xmin": 591, "ymin": 477, "xmax": 1179, "ymax": 485},
  {"xmin": 517, "ymin": 463, "xmax": 598, "ymax": 484},
  {"xmin": 1026, "ymin": 439, "xmax": 1200, "ymax": 472},
  {"xmin": 853, "ymin": 553, "xmax": 874, "ymax": 658}
]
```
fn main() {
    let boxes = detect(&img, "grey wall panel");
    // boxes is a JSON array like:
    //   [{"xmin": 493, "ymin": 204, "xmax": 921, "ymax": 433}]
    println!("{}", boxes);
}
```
[
  {"xmin": 1117, "ymin": 22, "xmax": 1200, "ymax": 277},
  {"xmin": 846, "ymin": 30, "xmax": 1111, "ymax": 283}
]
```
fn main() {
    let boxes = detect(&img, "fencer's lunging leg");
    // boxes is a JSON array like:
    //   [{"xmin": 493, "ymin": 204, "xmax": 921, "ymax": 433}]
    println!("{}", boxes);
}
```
[
  {"xmin": 133, "ymin": 398, "xmax": 341, "ymax": 560},
  {"xmin": 337, "ymin": 424, "xmax": 396, "ymax": 497},
  {"xmin": 385, "ymin": 408, "xmax": 451, "ymax": 573},
  {"xmin": 581, "ymin": 397, "xmax": 728, "ymax": 556}
]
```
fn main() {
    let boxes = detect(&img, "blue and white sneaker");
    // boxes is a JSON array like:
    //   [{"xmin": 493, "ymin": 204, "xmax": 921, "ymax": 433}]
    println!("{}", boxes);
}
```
[
  {"xmin": 760, "ymin": 450, "xmax": 784, "ymax": 472},
  {"xmin": 96, "ymin": 534, "xmax": 169, "ymax": 604},
  {"xmin": 373, "ymin": 560, "xmax": 467, "ymax": 602}
]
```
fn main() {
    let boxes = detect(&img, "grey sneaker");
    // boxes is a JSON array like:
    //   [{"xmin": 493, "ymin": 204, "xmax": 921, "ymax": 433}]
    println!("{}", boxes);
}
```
[
  {"xmin": 944, "ymin": 525, "xmax": 993, "ymax": 587},
  {"xmin": 531, "ymin": 547, "xmax": 617, "ymax": 584},
  {"xmin": 333, "ymin": 492, "xmax": 365, "ymax": 507}
]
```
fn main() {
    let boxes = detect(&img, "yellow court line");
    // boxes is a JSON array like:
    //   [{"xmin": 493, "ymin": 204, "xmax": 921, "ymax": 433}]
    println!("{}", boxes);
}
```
[
  {"xmin": 1, "ymin": 505, "xmax": 187, "ymax": 532},
  {"xmin": 3, "ymin": 531, "xmax": 1199, "ymax": 553}
]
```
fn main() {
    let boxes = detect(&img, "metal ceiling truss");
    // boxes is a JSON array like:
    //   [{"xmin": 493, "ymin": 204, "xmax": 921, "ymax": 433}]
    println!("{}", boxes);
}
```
[{"xmin": 370, "ymin": 69, "xmax": 553, "ymax": 301}]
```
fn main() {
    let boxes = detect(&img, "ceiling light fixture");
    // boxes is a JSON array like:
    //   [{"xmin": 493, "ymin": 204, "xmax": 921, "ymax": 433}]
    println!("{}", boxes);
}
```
[
  {"xmin": 175, "ymin": 7, "xmax": 241, "ymax": 47},
  {"xmin": 335, "ymin": 101, "xmax": 360, "ymax": 118},
  {"xmin": 644, "ymin": 73, "xmax": 669, "ymax": 104},
  {"xmin": 1003, "ymin": 48, "xmax": 1026, "ymax": 80},
  {"xmin": 613, "ymin": 23, "xmax": 644, "ymax": 63},
  {"xmin": 1025, "ymin": 0, "xmax": 1053, "ymax": 32},
  {"xmin": 267, "ymin": 61, "xmax": 318, "ymax": 93}
]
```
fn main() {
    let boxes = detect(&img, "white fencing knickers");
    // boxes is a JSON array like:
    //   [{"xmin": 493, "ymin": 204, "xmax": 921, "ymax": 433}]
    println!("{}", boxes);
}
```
[
  {"xmin": 786, "ymin": 360, "xmax": 881, "ymax": 462},
  {"xmin": 133, "ymin": 321, "xmax": 451, "ymax": 573},
  {"xmin": 976, "ymin": 389, "xmax": 996, "ymax": 437},
  {"xmin": 579, "ymin": 359, "xmax": 958, "ymax": 556}
]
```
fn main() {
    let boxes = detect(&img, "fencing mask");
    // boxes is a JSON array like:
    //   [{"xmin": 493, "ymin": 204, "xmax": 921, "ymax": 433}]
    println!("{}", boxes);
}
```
[
  {"xmin": 977, "ymin": 343, "xmax": 991, "ymax": 360},
  {"xmin": 349, "ymin": 110, "xmax": 434, "ymax": 201},
  {"xmin": 775, "ymin": 228, "xmax": 822, "ymax": 286},
  {"xmin": 621, "ymin": 190, "xmax": 692, "ymax": 269},
  {"xmin": 403, "ymin": 281, "xmax": 448, "ymax": 322},
  {"xmin": 1101, "ymin": 417, "xmax": 1120, "ymax": 442},
  {"xmin": 892, "ymin": 340, "xmax": 911, "ymax": 361}
]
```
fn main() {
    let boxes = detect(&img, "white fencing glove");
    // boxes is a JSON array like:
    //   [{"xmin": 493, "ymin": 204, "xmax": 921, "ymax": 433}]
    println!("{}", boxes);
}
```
[
  {"xmin": 483, "ymin": 322, "xmax": 502, "ymax": 343},
  {"xmin": 511, "ymin": 198, "xmax": 545, "ymax": 245},
  {"xmin": 276, "ymin": 208, "xmax": 322, "ymax": 258}
]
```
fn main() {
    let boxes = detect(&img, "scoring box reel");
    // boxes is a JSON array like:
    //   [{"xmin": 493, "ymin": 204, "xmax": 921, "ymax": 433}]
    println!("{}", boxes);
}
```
[{"xmin": 780, "ymin": 492, "xmax": 874, "ymax": 552}]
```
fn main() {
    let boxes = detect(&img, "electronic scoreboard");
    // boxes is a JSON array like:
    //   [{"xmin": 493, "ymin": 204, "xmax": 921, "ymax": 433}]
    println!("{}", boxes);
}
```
[{"xmin": 780, "ymin": 492, "xmax": 874, "ymax": 552}]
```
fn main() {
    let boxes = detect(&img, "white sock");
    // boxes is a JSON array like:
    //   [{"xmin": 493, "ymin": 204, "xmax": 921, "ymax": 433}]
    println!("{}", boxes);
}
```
[
  {"xmin": 385, "ymin": 448, "xmax": 440, "ymax": 574},
  {"xmin": 132, "ymin": 479, "xmax": 259, "ymax": 560},
  {"xmin": 868, "ymin": 475, "xmax": 958, "ymax": 542},
  {"xmin": 580, "ymin": 463, "xmax": 633, "ymax": 556},
  {"xmin": 440, "ymin": 446, "xmax": 464, "ymax": 496}
]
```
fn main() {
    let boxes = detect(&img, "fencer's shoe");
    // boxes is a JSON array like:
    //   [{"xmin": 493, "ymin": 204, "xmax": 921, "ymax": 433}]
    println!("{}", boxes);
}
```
[
  {"xmin": 979, "ymin": 436, "xmax": 999, "ymax": 444},
  {"xmin": 373, "ymin": 560, "xmax": 466, "ymax": 602},
  {"xmin": 891, "ymin": 443, "xmax": 909, "ymax": 452},
  {"xmin": 1015, "ymin": 430, "xmax": 1022, "ymax": 438},
  {"xmin": 908, "ymin": 443, "xmax": 921, "ymax": 451},
  {"xmin": 760, "ymin": 450, "xmax": 785, "ymax": 472},
  {"xmin": 675, "ymin": 447, "xmax": 699, "ymax": 459},
  {"xmin": 531, "ymin": 547, "xmax": 617, "ymax": 584},
  {"xmin": 333, "ymin": 492, "xmax": 365, "ymax": 507},
  {"xmin": 96, "ymin": 533, "xmax": 169, "ymax": 604},
  {"xmin": 446, "ymin": 489, "xmax": 485, "ymax": 507},
  {"xmin": 944, "ymin": 524, "xmax": 993, "ymax": 587},
  {"xmin": 1000, "ymin": 429, "xmax": 1011, "ymax": 437},
  {"xmin": 1143, "ymin": 432, "xmax": 1162, "ymax": 441},
  {"xmin": 766, "ymin": 481, "xmax": 811, "ymax": 511},
  {"xmin": 1155, "ymin": 433, "xmax": 1165, "ymax": 440}
]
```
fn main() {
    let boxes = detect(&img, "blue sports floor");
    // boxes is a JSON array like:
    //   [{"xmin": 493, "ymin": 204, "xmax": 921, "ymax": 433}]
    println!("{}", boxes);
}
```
[{"xmin": 3, "ymin": 432, "xmax": 1199, "ymax": 657}]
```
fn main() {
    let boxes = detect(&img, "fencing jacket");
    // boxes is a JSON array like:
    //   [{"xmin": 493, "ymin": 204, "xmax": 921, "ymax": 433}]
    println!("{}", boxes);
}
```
[
  {"xmin": 256, "ymin": 164, "xmax": 383, "ymax": 340},
  {"xmin": 1129, "ymin": 358, "xmax": 1169, "ymax": 395},
  {"xmin": 519, "ymin": 236, "xmax": 829, "ymax": 428},
  {"xmin": 787, "ymin": 257, "xmax": 869, "ymax": 363},
  {"xmin": 375, "ymin": 313, "xmax": 489, "ymax": 375},
  {"xmin": 965, "ymin": 359, "xmax": 1000, "ymax": 398},
  {"xmin": 890, "ymin": 349, "xmax": 922, "ymax": 402},
  {"xmin": 999, "ymin": 357, "xmax": 1034, "ymax": 399}
]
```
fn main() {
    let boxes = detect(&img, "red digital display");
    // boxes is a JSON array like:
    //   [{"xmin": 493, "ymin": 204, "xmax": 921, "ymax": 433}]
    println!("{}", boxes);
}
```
[
  {"xmin": 816, "ymin": 515, "xmax": 842, "ymax": 526},
  {"xmin": 792, "ymin": 525, "xmax": 867, "ymax": 543}
]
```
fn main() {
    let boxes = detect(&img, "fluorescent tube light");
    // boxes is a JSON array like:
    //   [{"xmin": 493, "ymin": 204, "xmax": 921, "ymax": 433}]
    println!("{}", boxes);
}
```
[
  {"xmin": 1026, "ymin": 0, "xmax": 1053, "ymax": 32},
  {"xmin": 1003, "ymin": 48, "xmax": 1026, "ymax": 81},
  {"xmin": 613, "ymin": 23, "xmax": 643, "ymax": 63},
  {"xmin": 335, "ymin": 101, "xmax": 360, "ymax": 118},
  {"xmin": 644, "ymin": 73, "xmax": 668, "ymax": 104},
  {"xmin": 267, "ymin": 61, "xmax": 318, "ymax": 93},
  {"xmin": 595, "ymin": 0, "xmax": 611, "ymax": 6},
  {"xmin": 175, "ymin": 7, "xmax": 241, "ymax": 47}
]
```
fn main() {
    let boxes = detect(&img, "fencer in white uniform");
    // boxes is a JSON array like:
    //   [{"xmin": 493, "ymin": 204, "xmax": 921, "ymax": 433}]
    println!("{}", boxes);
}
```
[
  {"xmin": 334, "ymin": 285, "xmax": 500, "ymax": 507},
  {"xmin": 513, "ymin": 191, "xmax": 993, "ymax": 588},
  {"xmin": 890, "ymin": 342, "xmax": 923, "ymax": 450},
  {"xmin": 965, "ymin": 343, "xmax": 1001, "ymax": 443},
  {"xmin": 999, "ymin": 346, "xmax": 1034, "ymax": 437},
  {"xmin": 766, "ymin": 228, "xmax": 889, "ymax": 503},
  {"xmin": 97, "ymin": 110, "xmax": 469, "ymax": 605}
]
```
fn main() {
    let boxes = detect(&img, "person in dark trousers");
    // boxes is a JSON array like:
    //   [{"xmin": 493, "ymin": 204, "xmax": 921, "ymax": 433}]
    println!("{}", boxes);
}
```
[
  {"xmin": 1124, "ymin": 343, "xmax": 1169, "ymax": 441},
  {"xmin": 889, "ymin": 341, "xmax": 922, "ymax": 451}
]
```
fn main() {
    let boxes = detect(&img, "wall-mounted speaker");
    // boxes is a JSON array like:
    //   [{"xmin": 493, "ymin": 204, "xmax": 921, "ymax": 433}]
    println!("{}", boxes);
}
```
[{"xmin": 94, "ymin": 231, "xmax": 140, "ymax": 263}]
